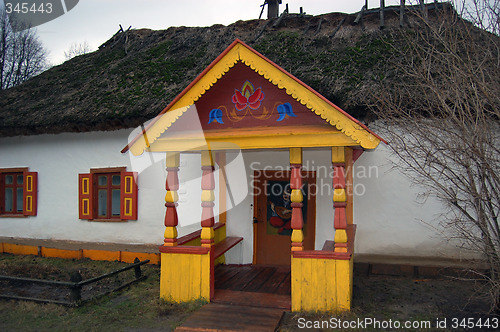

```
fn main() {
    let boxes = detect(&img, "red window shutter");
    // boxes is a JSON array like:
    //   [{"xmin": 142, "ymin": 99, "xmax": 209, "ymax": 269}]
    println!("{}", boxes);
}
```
[
  {"xmin": 120, "ymin": 171, "xmax": 138, "ymax": 220},
  {"xmin": 79, "ymin": 173, "xmax": 93, "ymax": 219},
  {"xmin": 0, "ymin": 175, "xmax": 4, "ymax": 214},
  {"xmin": 23, "ymin": 171, "xmax": 38, "ymax": 216}
]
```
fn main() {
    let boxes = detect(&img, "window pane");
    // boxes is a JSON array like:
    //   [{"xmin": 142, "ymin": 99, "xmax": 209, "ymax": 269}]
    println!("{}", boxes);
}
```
[
  {"xmin": 17, "ymin": 175, "xmax": 23, "ymax": 185},
  {"xmin": 112, "ymin": 175, "xmax": 121, "ymax": 186},
  {"xmin": 98, "ymin": 189, "xmax": 107, "ymax": 217},
  {"xmin": 5, "ymin": 188, "xmax": 13, "ymax": 212},
  {"xmin": 98, "ymin": 176, "xmax": 107, "ymax": 187},
  {"xmin": 112, "ymin": 189, "xmax": 121, "ymax": 216},
  {"xmin": 5, "ymin": 175, "xmax": 13, "ymax": 184},
  {"xmin": 16, "ymin": 188, "xmax": 23, "ymax": 212}
]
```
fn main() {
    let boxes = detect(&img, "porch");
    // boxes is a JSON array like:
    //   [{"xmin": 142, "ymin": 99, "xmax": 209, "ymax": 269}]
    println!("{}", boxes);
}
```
[{"xmin": 123, "ymin": 39, "xmax": 382, "ymax": 312}]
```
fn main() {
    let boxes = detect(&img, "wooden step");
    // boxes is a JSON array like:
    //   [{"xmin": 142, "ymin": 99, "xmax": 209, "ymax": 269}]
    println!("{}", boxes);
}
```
[
  {"xmin": 175, "ymin": 303, "xmax": 284, "ymax": 332},
  {"xmin": 213, "ymin": 289, "xmax": 291, "ymax": 310}
]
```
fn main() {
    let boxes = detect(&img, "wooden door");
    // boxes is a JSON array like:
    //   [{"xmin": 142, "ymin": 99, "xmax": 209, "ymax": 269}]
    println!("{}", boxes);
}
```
[{"xmin": 253, "ymin": 170, "xmax": 316, "ymax": 266}]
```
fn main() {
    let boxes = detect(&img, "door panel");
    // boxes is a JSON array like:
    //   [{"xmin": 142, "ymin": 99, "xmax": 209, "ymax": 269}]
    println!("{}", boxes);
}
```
[{"xmin": 254, "ymin": 170, "xmax": 316, "ymax": 266}]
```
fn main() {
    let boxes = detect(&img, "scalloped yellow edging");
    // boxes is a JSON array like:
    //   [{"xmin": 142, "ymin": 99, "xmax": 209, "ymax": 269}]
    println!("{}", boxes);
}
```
[{"xmin": 129, "ymin": 41, "xmax": 381, "ymax": 156}]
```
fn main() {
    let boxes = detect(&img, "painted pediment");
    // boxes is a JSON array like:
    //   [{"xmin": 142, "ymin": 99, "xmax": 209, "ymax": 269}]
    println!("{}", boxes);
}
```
[{"xmin": 124, "ymin": 39, "xmax": 383, "ymax": 155}]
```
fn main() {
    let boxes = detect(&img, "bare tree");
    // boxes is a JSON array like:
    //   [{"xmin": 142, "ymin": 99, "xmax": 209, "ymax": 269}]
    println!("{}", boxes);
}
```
[
  {"xmin": 456, "ymin": 0, "xmax": 500, "ymax": 35},
  {"xmin": 0, "ymin": 8, "xmax": 48, "ymax": 90},
  {"xmin": 64, "ymin": 41, "xmax": 92, "ymax": 60},
  {"xmin": 373, "ymin": 1, "xmax": 500, "ymax": 311}
]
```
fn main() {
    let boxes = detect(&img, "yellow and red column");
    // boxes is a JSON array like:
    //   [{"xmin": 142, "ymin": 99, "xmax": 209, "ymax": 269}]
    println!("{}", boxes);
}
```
[
  {"xmin": 332, "ymin": 147, "xmax": 348, "ymax": 253},
  {"xmin": 164, "ymin": 151, "xmax": 180, "ymax": 246},
  {"xmin": 290, "ymin": 147, "xmax": 304, "ymax": 251},
  {"xmin": 201, "ymin": 150, "xmax": 215, "ymax": 248}
]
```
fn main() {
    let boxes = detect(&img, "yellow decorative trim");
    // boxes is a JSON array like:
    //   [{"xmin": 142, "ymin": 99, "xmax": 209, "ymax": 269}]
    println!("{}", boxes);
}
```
[
  {"xmin": 333, "ymin": 188, "xmax": 346, "ymax": 202},
  {"xmin": 130, "ymin": 106, "xmax": 191, "ymax": 156},
  {"xmin": 82, "ymin": 198, "xmax": 90, "ymax": 215},
  {"xmin": 289, "ymin": 147, "xmax": 302, "ymax": 164},
  {"xmin": 124, "ymin": 176, "xmax": 133, "ymax": 194},
  {"xmin": 291, "ymin": 229, "xmax": 304, "ymax": 243},
  {"xmin": 164, "ymin": 226, "xmax": 178, "ymax": 240},
  {"xmin": 201, "ymin": 190, "xmax": 215, "ymax": 202},
  {"xmin": 291, "ymin": 189, "xmax": 303, "ymax": 203},
  {"xmin": 124, "ymin": 198, "xmax": 133, "ymax": 216},
  {"xmin": 166, "ymin": 151, "xmax": 180, "ymax": 167},
  {"xmin": 165, "ymin": 191, "xmax": 179, "ymax": 203},
  {"xmin": 129, "ymin": 42, "xmax": 381, "ymax": 156},
  {"xmin": 238, "ymin": 45, "xmax": 381, "ymax": 150},
  {"xmin": 334, "ymin": 229, "xmax": 347, "ymax": 243},
  {"xmin": 151, "ymin": 129, "xmax": 358, "ymax": 151},
  {"xmin": 201, "ymin": 150, "xmax": 214, "ymax": 167},
  {"xmin": 201, "ymin": 227, "xmax": 215, "ymax": 240},
  {"xmin": 81, "ymin": 177, "xmax": 89, "ymax": 195},
  {"xmin": 332, "ymin": 147, "xmax": 346, "ymax": 163},
  {"xmin": 25, "ymin": 196, "xmax": 33, "ymax": 212}
]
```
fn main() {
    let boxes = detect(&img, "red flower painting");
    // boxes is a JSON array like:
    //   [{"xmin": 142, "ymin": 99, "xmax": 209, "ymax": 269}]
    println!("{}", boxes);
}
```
[{"xmin": 231, "ymin": 80, "xmax": 264, "ymax": 111}]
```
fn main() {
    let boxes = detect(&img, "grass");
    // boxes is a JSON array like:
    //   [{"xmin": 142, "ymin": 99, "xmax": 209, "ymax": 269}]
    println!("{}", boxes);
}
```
[
  {"xmin": 0, "ymin": 255, "xmax": 203, "ymax": 332},
  {"xmin": 0, "ymin": 254, "xmax": 493, "ymax": 331}
]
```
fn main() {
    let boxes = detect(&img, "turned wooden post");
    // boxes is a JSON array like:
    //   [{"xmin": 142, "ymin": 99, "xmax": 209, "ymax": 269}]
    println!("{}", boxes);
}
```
[
  {"xmin": 332, "ymin": 147, "xmax": 348, "ymax": 253},
  {"xmin": 164, "ymin": 151, "xmax": 180, "ymax": 246},
  {"xmin": 290, "ymin": 147, "xmax": 304, "ymax": 251},
  {"xmin": 201, "ymin": 150, "xmax": 215, "ymax": 248}
]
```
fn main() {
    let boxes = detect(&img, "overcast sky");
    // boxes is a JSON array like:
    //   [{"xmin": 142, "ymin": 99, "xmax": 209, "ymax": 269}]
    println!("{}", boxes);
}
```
[{"xmin": 18, "ymin": 0, "xmax": 431, "ymax": 64}]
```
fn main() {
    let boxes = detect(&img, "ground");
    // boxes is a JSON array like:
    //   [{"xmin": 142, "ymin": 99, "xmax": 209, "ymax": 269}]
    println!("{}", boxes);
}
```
[{"xmin": 0, "ymin": 254, "xmax": 495, "ymax": 331}]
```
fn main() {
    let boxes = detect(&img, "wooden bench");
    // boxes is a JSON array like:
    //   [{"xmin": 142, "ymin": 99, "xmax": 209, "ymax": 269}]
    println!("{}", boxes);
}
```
[
  {"xmin": 322, "ymin": 240, "xmax": 334, "ymax": 251},
  {"xmin": 213, "ymin": 237, "xmax": 243, "ymax": 259}
]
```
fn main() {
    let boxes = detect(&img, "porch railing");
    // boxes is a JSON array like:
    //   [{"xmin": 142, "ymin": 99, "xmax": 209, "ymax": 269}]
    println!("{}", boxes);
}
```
[{"xmin": 291, "ymin": 224, "xmax": 356, "ymax": 312}]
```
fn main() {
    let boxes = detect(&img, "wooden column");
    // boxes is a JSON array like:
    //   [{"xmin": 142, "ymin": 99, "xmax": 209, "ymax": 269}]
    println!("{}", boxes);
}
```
[
  {"xmin": 215, "ymin": 152, "xmax": 227, "ymax": 224},
  {"xmin": 332, "ymin": 147, "xmax": 348, "ymax": 253},
  {"xmin": 164, "ymin": 152, "xmax": 180, "ymax": 246},
  {"xmin": 290, "ymin": 147, "xmax": 304, "ymax": 251},
  {"xmin": 201, "ymin": 150, "xmax": 215, "ymax": 248}
]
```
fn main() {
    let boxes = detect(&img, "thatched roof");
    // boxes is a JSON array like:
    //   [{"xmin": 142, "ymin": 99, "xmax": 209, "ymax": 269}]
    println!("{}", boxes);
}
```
[{"xmin": 0, "ymin": 3, "xmax": 490, "ymax": 137}]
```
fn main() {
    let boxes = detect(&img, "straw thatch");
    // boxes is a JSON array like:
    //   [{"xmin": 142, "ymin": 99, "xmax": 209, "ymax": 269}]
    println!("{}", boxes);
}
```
[{"xmin": 0, "ymin": 3, "xmax": 492, "ymax": 137}]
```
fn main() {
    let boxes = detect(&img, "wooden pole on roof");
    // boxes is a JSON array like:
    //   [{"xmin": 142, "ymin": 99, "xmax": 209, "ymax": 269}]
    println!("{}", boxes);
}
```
[
  {"xmin": 400, "ymin": 0, "xmax": 405, "ymax": 27},
  {"xmin": 420, "ymin": 0, "xmax": 428, "ymax": 21},
  {"xmin": 267, "ymin": 0, "xmax": 280, "ymax": 19},
  {"xmin": 380, "ymin": 0, "xmax": 385, "ymax": 29}
]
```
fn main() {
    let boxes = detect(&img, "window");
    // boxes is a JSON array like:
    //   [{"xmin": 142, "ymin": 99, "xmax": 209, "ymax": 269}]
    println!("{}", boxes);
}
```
[
  {"xmin": 79, "ymin": 168, "xmax": 138, "ymax": 221},
  {"xmin": 0, "ymin": 168, "xmax": 38, "ymax": 216}
]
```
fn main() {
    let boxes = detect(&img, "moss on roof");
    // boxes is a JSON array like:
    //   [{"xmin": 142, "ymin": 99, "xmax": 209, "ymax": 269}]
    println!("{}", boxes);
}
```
[{"xmin": 0, "ymin": 3, "xmax": 495, "ymax": 137}]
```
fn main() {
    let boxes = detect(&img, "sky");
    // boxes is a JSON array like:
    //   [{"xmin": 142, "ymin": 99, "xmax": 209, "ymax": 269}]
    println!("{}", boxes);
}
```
[{"xmin": 8, "ymin": 0, "xmax": 430, "ymax": 64}]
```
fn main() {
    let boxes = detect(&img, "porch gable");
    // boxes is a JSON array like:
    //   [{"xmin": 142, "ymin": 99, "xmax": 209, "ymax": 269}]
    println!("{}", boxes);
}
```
[{"xmin": 123, "ymin": 39, "xmax": 384, "ymax": 156}]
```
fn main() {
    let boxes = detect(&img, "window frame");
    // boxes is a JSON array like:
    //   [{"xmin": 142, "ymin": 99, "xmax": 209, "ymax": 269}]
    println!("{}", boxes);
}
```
[
  {"xmin": 79, "ymin": 167, "xmax": 137, "ymax": 222},
  {"xmin": 94, "ymin": 172, "xmax": 122, "ymax": 220},
  {"xmin": 0, "ymin": 167, "xmax": 37, "ymax": 218}
]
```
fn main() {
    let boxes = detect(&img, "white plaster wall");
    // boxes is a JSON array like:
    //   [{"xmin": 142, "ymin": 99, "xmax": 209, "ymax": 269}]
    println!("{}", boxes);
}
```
[
  {"xmin": 224, "ymin": 149, "xmax": 335, "ymax": 264},
  {"xmin": 222, "ymin": 147, "xmax": 467, "ymax": 264},
  {"xmin": 0, "ymin": 130, "xmax": 469, "ymax": 261},
  {"xmin": 0, "ymin": 130, "xmax": 212, "ymax": 245},
  {"xmin": 353, "ymin": 145, "xmax": 471, "ymax": 259}
]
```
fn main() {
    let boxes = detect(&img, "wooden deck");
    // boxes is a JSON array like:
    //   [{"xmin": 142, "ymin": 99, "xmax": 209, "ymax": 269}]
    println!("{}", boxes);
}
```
[
  {"xmin": 213, "ymin": 264, "xmax": 291, "ymax": 310},
  {"xmin": 176, "ymin": 265, "xmax": 290, "ymax": 331}
]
